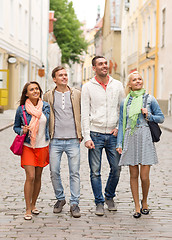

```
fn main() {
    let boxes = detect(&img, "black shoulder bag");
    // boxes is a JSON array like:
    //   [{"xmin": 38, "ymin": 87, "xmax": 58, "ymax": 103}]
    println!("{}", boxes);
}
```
[{"xmin": 144, "ymin": 94, "xmax": 162, "ymax": 142}]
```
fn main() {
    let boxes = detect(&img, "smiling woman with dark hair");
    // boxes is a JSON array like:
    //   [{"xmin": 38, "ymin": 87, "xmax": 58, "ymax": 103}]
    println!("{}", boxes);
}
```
[{"xmin": 13, "ymin": 81, "xmax": 50, "ymax": 220}]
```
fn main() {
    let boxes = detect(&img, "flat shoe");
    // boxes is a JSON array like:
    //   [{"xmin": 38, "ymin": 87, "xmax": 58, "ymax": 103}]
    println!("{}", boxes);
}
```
[
  {"xmin": 133, "ymin": 212, "xmax": 141, "ymax": 218},
  {"xmin": 24, "ymin": 214, "xmax": 32, "ymax": 220},
  {"xmin": 140, "ymin": 208, "xmax": 150, "ymax": 215},
  {"xmin": 31, "ymin": 209, "xmax": 40, "ymax": 215},
  {"xmin": 141, "ymin": 200, "xmax": 150, "ymax": 215}
]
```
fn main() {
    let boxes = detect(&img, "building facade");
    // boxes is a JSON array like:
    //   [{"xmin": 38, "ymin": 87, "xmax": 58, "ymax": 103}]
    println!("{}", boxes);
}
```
[
  {"xmin": 158, "ymin": 0, "xmax": 172, "ymax": 115},
  {"xmin": 102, "ymin": 0, "xmax": 122, "ymax": 80},
  {"xmin": 0, "ymin": 0, "xmax": 49, "ymax": 109},
  {"xmin": 121, "ymin": 0, "xmax": 171, "ymax": 114}
]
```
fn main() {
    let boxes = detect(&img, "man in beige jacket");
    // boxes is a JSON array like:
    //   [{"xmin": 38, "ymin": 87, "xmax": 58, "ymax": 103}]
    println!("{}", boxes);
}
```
[
  {"xmin": 81, "ymin": 56, "xmax": 125, "ymax": 216},
  {"xmin": 44, "ymin": 66, "xmax": 82, "ymax": 218}
]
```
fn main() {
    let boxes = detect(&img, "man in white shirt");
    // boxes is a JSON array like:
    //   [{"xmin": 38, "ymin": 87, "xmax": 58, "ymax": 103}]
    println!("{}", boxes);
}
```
[{"xmin": 81, "ymin": 56, "xmax": 124, "ymax": 216}]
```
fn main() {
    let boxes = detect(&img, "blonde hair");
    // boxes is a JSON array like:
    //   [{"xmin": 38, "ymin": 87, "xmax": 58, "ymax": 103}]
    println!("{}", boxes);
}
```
[{"xmin": 125, "ymin": 71, "xmax": 143, "ymax": 95}]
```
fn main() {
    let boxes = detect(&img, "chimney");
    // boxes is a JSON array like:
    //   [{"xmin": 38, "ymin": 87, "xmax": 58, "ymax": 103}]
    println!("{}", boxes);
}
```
[{"xmin": 49, "ymin": 11, "xmax": 57, "ymax": 33}]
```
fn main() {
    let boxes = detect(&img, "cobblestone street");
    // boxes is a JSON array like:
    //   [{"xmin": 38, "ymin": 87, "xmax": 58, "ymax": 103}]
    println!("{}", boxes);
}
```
[{"xmin": 0, "ymin": 126, "xmax": 172, "ymax": 239}]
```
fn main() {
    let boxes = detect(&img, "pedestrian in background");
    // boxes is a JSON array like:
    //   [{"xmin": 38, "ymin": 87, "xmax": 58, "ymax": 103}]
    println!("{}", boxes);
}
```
[
  {"xmin": 81, "ymin": 56, "xmax": 125, "ymax": 216},
  {"xmin": 116, "ymin": 71, "xmax": 164, "ymax": 218},
  {"xmin": 13, "ymin": 82, "xmax": 50, "ymax": 220},
  {"xmin": 43, "ymin": 66, "xmax": 82, "ymax": 218}
]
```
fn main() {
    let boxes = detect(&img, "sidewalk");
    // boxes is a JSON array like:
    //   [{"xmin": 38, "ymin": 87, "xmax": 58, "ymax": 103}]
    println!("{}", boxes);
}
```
[
  {"xmin": 0, "ymin": 109, "xmax": 171, "ymax": 132},
  {"xmin": 0, "ymin": 109, "xmax": 16, "ymax": 131}
]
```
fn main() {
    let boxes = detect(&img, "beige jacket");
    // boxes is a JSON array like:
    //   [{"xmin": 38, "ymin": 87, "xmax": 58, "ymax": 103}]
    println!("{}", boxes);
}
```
[{"xmin": 43, "ymin": 86, "xmax": 82, "ymax": 140}]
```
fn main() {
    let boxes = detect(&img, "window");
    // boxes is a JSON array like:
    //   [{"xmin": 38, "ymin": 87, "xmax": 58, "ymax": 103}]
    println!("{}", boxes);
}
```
[
  {"xmin": 20, "ymin": 63, "xmax": 28, "ymax": 93},
  {"xmin": 151, "ymin": 65, "xmax": 155, "ymax": 96},
  {"xmin": 159, "ymin": 67, "xmax": 163, "ymax": 98},
  {"xmin": 152, "ymin": 11, "xmax": 156, "ymax": 47},
  {"xmin": 142, "ymin": 21, "xmax": 145, "ymax": 53},
  {"xmin": 133, "ymin": 27, "xmax": 135, "ymax": 53},
  {"xmin": 24, "ymin": 10, "xmax": 28, "ymax": 45},
  {"xmin": 0, "ymin": 54, "xmax": 3, "ymax": 88},
  {"xmin": 146, "ymin": 67, "xmax": 150, "ymax": 93},
  {"xmin": 147, "ymin": 16, "xmax": 151, "ymax": 43},
  {"xmin": 0, "ymin": 0, "xmax": 4, "ymax": 29},
  {"xmin": 10, "ymin": 0, "xmax": 15, "ymax": 36},
  {"xmin": 142, "ymin": 69, "xmax": 145, "ymax": 83},
  {"xmin": 18, "ymin": 4, "xmax": 22, "ymax": 41},
  {"xmin": 84, "ymin": 68, "xmax": 86, "ymax": 80},
  {"xmin": 162, "ymin": 8, "xmax": 166, "ymax": 47}
]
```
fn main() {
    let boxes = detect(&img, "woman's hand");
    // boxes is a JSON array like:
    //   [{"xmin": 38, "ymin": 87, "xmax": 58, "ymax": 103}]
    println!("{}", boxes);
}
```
[
  {"xmin": 22, "ymin": 125, "xmax": 29, "ymax": 134},
  {"xmin": 141, "ymin": 108, "xmax": 148, "ymax": 118},
  {"xmin": 116, "ymin": 148, "xmax": 122, "ymax": 154}
]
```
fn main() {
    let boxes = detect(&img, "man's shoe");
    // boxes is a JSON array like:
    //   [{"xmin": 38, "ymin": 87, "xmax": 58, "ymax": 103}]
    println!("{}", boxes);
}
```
[
  {"xmin": 105, "ymin": 197, "xmax": 117, "ymax": 211},
  {"xmin": 53, "ymin": 199, "xmax": 66, "ymax": 213},
  {"xmin": 95, "ymin": 203, "xmax": 104, "ymax": 216},
  {"xmin": 70, "ymin": 204, "xmax": 81, "ymax": 218}
]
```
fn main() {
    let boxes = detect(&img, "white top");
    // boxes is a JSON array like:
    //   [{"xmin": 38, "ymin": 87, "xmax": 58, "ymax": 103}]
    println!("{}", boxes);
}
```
[
  {"xmin": 81, "ymin": 76, "xmax": 125, "ymax": 142},
  {"xmin": 24, "ymin": 113, "xmax": 49, "ymax": 148}
]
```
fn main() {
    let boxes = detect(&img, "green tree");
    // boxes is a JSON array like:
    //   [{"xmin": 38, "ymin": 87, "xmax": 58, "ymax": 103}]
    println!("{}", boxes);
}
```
[{"xmin": 50, "ymin": 0, "xmax": 88, "ymax": 64}]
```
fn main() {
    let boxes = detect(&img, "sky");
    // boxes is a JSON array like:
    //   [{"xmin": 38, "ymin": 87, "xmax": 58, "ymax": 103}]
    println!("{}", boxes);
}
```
[{"xmin": 71, "ymin": 0, "xmax": 105, "ymax": 29}]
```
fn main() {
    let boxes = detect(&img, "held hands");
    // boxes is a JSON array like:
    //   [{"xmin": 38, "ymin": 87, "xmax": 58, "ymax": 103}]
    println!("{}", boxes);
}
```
[
  {"xmin": 22, "ymin": 125, "xmax": 30, "ymax": 134},
  {"xmin": 85, "ymin": 140, "xmax": 95, "ymax": 149},
  {"xmin": 141, "ymin": 108, "xmax": 148, "ymax": 118},
  {"xmin": 116, "ymin": 148, "xmax": 122, "ymax": 154},
  {"xmin": 110, "ymin": 128, "xmax": 118, "ymax": 136}
]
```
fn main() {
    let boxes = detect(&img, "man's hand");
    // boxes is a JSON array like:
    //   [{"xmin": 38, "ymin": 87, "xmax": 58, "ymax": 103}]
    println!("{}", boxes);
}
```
[
  {"xmin": 85, "ymin": 140, "xmax": 95, "ymax": 149},
  {"xmin": 116, "ymin": 148, "xmax": 122, "ymax": 154},
  {"xmin": 110, "ymin": 128, "xmax": 118, "ymax": 136}
]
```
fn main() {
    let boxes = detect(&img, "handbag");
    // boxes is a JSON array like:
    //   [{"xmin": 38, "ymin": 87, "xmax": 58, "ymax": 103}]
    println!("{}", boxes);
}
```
[
  {"xmin": 144, "ymin": 94, "xmax": 162, "ymax": 142},
  {"xmin": 10, "ymin": 105, "xmax": 28, "ymax": 155}
]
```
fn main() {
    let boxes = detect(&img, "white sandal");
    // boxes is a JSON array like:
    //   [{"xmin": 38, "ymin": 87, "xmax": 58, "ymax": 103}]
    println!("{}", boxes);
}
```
[
  {"xmin": 31, "ymin": 209, "xmax": 40, "ymax": 215},
  {"xmin": 24, "ymin": 214, "xmax": 32, "ymax": 220}
]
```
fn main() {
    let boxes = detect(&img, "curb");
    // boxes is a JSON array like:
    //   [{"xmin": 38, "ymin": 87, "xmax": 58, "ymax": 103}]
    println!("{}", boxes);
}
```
[
  {"xmin": 0, "ymin": 122, "xmax": 14, "ymax": 132},
  {"xmin": 161, "ymin": 125, "xmax": 172, "ymax": 133}
]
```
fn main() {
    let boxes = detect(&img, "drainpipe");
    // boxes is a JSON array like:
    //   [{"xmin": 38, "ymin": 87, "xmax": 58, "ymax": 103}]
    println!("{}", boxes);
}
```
[
  {"xmin": 154, "ymin": 0, "xmax": 159, "ymax": 98},
  {"xmin": 46, "ymin": 0, "xmax": 50, "ymax": 91},
  {"xmin": 28, "ymin": 0, "xmax": 32, "ymax": 81}
]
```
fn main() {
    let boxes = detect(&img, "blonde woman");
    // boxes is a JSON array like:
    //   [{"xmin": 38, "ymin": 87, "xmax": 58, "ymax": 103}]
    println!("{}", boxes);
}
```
[
  {"xmin": 116, "ymin": 71, "xmax": 164, "ymax": 218},
  {"xmin": 13, "ymin": 82, "xmax": 50, "ymax": 220}
]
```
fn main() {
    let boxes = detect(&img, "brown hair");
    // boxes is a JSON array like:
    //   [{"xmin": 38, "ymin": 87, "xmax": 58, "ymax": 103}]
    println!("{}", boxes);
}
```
[
  {"xmin": 51, "ymin": 66, "xmax": 65, "ymax": 78},
  {"xmin": 92, "ymin": 56, "xmax": 105, "ymax": 66},
  {"xmin": 125, "ymin": 71, "xmax": 143, "ymax": 95},
  {"xmin": 20, "ymin": 81, "xmax": 43, "ymax": 106}
]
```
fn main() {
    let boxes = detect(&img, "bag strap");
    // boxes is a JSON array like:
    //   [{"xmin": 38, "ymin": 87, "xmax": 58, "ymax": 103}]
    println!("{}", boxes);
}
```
[
  {"xmin": 22, "ymin": 105, "xmax": 27, "ymax": 125},
  {"xmin": 144, "ymin": 94, "xmax": 149, "ymax": 108},
  {"xmin": 143, "ymin": 94, "xmax": 149, "ymax": 119}
]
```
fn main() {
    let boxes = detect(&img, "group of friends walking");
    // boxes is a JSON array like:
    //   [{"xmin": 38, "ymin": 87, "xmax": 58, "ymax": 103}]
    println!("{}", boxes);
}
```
[{"xmin": 13, "ymin": 56, "xmax": 164, "ymax": 221}]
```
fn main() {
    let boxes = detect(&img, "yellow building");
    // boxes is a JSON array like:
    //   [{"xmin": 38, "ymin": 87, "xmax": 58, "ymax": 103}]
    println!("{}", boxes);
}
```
[
  {"xmin": 102, "ymin": 0, "xmax": 122, "ymax": 80},
  {"xmin": 138, "ymin": 0, "xmax": 158, "ymax": 98},
  {"xmin": 82, "ymin": 28, "xmax": 97, "ymax": 85},
  {"xmin": 121, "ymin": 0, "xmax": 158, "ymax": 96}
]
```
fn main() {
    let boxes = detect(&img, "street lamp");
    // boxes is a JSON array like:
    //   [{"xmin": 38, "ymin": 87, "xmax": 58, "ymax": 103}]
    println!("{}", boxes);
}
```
[{"xmin": 145, "ymin": 42, "xmax": 155, "ymax": 60}]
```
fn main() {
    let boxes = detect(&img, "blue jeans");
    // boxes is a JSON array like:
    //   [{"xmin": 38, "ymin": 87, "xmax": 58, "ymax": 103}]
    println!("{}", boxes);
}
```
[
  {"xmin": 89, "ymin": 131, "xmax": 121, "ymax": 205},
  {"xmin": 49, "ymin": 138, "xmax": 80, "ymax": 205}
]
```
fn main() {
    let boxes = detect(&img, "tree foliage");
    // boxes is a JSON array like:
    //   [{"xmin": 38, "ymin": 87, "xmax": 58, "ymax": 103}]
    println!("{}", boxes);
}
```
[{"xmin": 50, "ymin": 0, "xmax": 88, "ymax": 64}]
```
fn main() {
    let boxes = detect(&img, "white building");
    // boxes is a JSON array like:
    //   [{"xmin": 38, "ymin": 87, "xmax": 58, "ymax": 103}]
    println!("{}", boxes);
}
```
[
  {"xmin": 0, "ymin": 0, "xmax": 49, "ymax": 109},
  {"xmin": 158, "ymin": 0, "xmax": 172, "ymax": 115}
]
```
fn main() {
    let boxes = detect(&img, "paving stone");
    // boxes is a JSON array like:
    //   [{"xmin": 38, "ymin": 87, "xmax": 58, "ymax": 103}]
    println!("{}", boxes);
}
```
[{"xmin": 0, "ymin": 128, "xmax": 172, "ymax": 239}]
